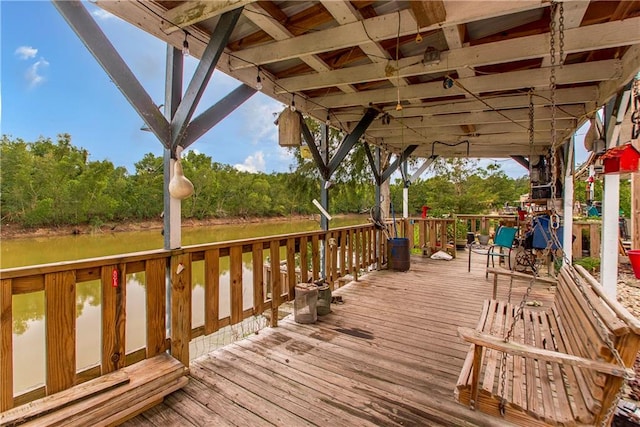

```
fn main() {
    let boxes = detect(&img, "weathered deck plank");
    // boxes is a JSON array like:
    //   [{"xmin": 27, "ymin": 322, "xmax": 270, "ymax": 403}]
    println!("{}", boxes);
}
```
[{"xmin": 123, "ymin": 251, "xmax": 555, "ymax": 426}]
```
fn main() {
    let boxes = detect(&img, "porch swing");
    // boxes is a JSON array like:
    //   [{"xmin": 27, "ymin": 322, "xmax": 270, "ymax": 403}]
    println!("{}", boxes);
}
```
[{"xmin": 454, "ymin": 3, "xmax": 640, "ymax": 425}]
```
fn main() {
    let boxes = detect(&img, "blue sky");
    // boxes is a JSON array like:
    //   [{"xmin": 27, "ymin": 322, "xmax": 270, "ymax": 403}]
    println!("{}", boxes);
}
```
[
  {"xmin": 2, "ymin": 1, "xmax": 291, "ymax": 174},
  {"xmin": 1, "ymin": 1, "xmax": 587, "ymax": 178}
]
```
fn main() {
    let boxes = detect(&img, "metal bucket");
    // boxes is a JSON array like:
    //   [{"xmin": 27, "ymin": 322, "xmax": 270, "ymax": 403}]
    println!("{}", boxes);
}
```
[{"xmin": 387, "ymin": 238, "xmax": 410, "ymax": 271}]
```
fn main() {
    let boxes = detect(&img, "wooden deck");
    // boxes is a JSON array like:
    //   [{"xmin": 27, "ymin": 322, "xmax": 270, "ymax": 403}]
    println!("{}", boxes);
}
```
[{"xmin": 123, "ymin": 250, "xmax": 556, "ymax": 427}]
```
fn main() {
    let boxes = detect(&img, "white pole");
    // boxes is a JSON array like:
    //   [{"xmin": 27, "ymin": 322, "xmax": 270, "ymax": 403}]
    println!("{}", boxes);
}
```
[
  {"xmin": 601, "ymin": 174, "xmax": 620, "ymax": 298},
  {"xmin": 563, "ymin": 136, "xmax": 574, "ymax": 266},
  {"xmin": 403, "ymin": 187, "xmax": 409, "ymax": 219}
]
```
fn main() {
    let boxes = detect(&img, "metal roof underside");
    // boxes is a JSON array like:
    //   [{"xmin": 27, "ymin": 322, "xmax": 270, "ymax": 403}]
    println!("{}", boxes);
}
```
[{"xmin": 94, "ymin": 0, "xmax": 640, "ymax": 159}]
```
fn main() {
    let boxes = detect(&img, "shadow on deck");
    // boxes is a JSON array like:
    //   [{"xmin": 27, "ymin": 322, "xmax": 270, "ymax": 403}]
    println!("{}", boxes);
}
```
[{"xmin": 123, "ymin": 249, "xmax": 556, "ymax": 427}]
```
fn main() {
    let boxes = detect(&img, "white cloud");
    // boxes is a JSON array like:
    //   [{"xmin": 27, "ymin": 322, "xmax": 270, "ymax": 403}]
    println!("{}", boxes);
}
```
[
  {"xmin": 241, "ymin": 96, "xmax": 282, "ymax": 145},
  {"xmin": 234, "ymin": 151, "xmax": 265, "ymax": 173},
  {"xmin": 91, "ymin": 9, "xmax": 115, "ymax": 21},
  {"xmin": 25, "ymin": 58, "xmax": 49, "ymax": 88},
  {"xmin": 15, "ymin": 46, "xmax": 37, "ymax": 60}
]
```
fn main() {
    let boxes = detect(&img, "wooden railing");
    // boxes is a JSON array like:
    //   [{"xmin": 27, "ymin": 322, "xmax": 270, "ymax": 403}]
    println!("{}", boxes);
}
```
[
  {"xmin": 0, "ymin": 223, "xmax": 383, "ymax": 411},
  {"xmin": 572, "ymin": 221, "xmax": 601, "ymax": 259},
  {"xmin": 405, "ymin": 218, "xmax": 457, "ymax": 258},
  {"xmin": 455, "ymin": 214, "xmax": 520, "ymax": 234}
]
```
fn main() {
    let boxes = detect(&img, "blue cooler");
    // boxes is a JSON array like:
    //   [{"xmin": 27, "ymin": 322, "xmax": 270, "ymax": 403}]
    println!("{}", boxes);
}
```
[{"xmin": 532, "ymin": 216, "xmax": 563, "ymax": 250}]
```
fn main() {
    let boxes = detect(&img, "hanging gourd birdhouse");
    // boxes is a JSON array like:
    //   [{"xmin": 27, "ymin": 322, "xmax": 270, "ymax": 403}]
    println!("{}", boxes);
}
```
[
  {"xmin": 169, "ymin": 147, "xmax": 194, "ymax": 199},
  {"xmin": 277, "ymin": 107, "xmax": 301, "ymax": 147},
  {"xmin": 600, "ymin": 143, "xmax": 640, "ymax": 175}
]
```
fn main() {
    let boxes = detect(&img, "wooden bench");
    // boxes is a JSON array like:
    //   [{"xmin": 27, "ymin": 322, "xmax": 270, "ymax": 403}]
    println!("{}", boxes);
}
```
[
  {"xmin": 456, "ymin": 264, "xmax": 640, "ymax": 426},
  {"xmin": 0, "ymin": 353, "xmax": 188, "ymax": 427}
]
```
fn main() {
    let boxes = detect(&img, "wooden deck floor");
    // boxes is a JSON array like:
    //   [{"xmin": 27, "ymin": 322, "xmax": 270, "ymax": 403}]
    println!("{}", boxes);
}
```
[{"xmin": 123, "ymin": 250, "xmax": 556, "ymax": 427}]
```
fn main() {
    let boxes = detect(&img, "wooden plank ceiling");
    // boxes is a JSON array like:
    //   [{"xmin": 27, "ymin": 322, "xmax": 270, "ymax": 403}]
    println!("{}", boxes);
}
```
[{"xmin": 95, "ymin": 0, "xmax": 640, "ymax": 159}]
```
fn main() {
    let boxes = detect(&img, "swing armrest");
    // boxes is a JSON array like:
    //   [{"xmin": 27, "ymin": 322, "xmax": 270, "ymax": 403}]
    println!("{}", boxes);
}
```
[{"xmin": 457, "ymin": 327, "xmax": 633, "ymax": 378}]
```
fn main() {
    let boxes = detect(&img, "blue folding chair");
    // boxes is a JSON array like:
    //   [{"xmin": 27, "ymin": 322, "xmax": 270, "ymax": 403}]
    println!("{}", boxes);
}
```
[{"xmin": 485, "ymin": 226, "xmax": 518, "ymax": 277}]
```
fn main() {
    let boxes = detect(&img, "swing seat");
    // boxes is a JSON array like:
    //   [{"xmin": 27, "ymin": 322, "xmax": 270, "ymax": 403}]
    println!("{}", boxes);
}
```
[{"xmin": 455, "ymin": 264, "xmax": 640, "ymax": 426}]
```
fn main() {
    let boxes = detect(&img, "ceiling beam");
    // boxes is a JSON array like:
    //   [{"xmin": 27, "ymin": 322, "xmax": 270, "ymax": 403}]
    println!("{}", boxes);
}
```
[
  {"xmin": 327, "ymin": 108, "xmax": 379, "ymax": 176},
  {"xmin": 332, "ymin": 87, "xmax": 596, "ymax": 120},
  {"xmin": 365, "ymin": 119, "xmax": 576, "ymax": 139},
  {"xmin": 229, "ymin": 2, "xmax": 542, "ymax": 69},
  {"xmin": 243, "ymin": 2, "xmax": 356, "ymax": 95},
  {"xmin": 320, "ymin": 0, "xmax": 413, "ymax": 99},
  {"xmin": 275, "ymin": 17, "xmax": 640, "ymax": 93},
  {"xmin": 411, "ymin": 1, "xmax": 446, "ymax": 28},
  {"xmin": 597, "ymin": 44, "xmax": 640, "ymax": 105},
  {"xmin": 541, "ymin": 0, "xmax": 589, "ymax": 66},
  {"xmin": 381, "ymin": 145, "xmax": 419, "ymax": 183},
  {"xmin": 162, "ymin": 0, "xmax": 256, "ymax": 33},
  {"xmin": 312, "ymin": 60, "xmax": 618, "ymax": 109}
]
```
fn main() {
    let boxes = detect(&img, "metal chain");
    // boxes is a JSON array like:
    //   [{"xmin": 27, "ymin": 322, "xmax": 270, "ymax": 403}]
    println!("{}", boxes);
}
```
[{"xmin": 558, "ymin": 1, "xmax": 565, "ymax": 67}]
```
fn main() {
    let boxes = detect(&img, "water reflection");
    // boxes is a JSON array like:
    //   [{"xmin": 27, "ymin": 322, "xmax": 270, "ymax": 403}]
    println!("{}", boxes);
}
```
[{"xmin": 6, "ymin": 216, "xmax": 365, "ymax": 394}]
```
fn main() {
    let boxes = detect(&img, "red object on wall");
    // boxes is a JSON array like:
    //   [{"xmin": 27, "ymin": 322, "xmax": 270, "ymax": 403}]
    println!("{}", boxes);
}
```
[{"xmin": 601, "ymin": 144, "xmax": 640, "ymax": 175}]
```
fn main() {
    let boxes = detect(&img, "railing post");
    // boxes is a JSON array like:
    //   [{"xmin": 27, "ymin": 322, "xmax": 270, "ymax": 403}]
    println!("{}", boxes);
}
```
[
  {"xmin": 170, "ymin": 254, "xmax": 191, "ymax": 365},
  {"xmin": 45, "ymin": 271, "xmax": 76, "ymax": 394},
  {"xmin": 102, "ymin": 265, "xmax": 126, "ymax": 373},
  {"xmin": 269, "ymin": 241, "xmax": 280, "ymax": 327},
  {"xmin": 146, "ymin": 259, "xmax": 167, "ymax": 357},
  {"xmin": 0, "ymin": 279, "xmax": 13, "ymax": 411}
]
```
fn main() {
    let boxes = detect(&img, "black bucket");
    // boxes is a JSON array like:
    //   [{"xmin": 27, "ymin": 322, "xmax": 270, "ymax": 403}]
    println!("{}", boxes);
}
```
[{"xmin": 388, "ymin": 238, "xmax": 410, "ymax": 271}]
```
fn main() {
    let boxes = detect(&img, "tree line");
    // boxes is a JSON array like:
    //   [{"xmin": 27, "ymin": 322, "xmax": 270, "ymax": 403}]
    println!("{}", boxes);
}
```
[{"xmin": 2, "ymin": 132, "xmax": 583, "ymax": 230}]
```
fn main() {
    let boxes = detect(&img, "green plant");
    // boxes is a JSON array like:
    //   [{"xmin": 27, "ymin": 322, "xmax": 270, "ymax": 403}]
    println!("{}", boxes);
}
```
[{"xmin": 573, "ymin": 257, "xmax": 600, "ymax": 273}]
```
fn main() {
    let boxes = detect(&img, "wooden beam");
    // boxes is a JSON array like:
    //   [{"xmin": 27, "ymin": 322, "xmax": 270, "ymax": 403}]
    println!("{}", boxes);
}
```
[
  {"xmin": 229, "ymin": 2, "xmax": 542, "ymax": 69},
  {"xmin": 333, "ymin": 87, "xmax": 596, "ymax": 120},
  {"xmin": 243, "ymin": 2, "xmax": 356, "ymax": 94},
  {"xmin": 598, "ymin": 44, "xmax": 640, "ymax": 105},
  {"xmin": 313, "ymin": 60, "xmax": 618, "ymax": 109},
  {"xmin": 411, "ymin": 1, "xmax": 446, "ymax": 28},
  {"xmin": 275, "ymin": 17, "xmax": 640, "ymax": 93},
  {"xmin": 365, "ymin": 105, "xmax": 585, "ymax": 130},
  {"xmin": 162, "ymin": 0, "xmax": 255, "ymax": 33}
]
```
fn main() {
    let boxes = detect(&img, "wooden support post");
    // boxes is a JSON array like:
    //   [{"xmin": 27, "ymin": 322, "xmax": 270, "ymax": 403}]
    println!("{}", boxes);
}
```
[
  {"xmin": 145, "ymin": 259, "xmax": 166, "ymax": 357},
  {"xmin": 0, "ymin": 279, "xmax": 13, "ymax": 411},
  {"xmin": 252, "ymin": 243, "xmax": 264, "ymax": 314},
  {"xmin": 269, "ymin": 241, "xmax": 280, "ymax": 327},
  {"xmin": 102, "ymin": 265, "xmax": 126, "ymax": 374},
  {"xmin": 299, "ymin": 236, "xmax": 309, "ymax": 284},
  {"xmin": 204, "ymin": 249, "xmax": 220, "ymax": 335},
  {"xmin": 170, "ymin": 254, "xmax": 191, "ymax": 366},
  {"xmin": 230, "ymin": 245, "xmax": 243, "ymax": 325},
  {"xmin": 286, "ymin": 238, "xmax": 296, "ymax": 299},
  {"xmin": 311, "ymin": 235, "xmax": 320, "ymax": 281},
  {"xmin": 46, "ymin": 271, "xmax": 76, "ymax": 394}
]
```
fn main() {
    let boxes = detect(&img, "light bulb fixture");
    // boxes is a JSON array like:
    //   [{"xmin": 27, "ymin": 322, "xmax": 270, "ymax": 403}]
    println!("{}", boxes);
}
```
[
  {"xmin": 182, "ymin": 31, "xmax": 190, "ymax": 57},
  {"xmin": 422, "ymin": 46, "xmax": 440, "ymax": 65},
  {"xmin": 256, "ymin": 69, "xmax": 263, "ymax": 91},
  {"xmin": 396, "ymin": 102, "xmax": 403, "ymax": 111},
  {"xmin": 290, "ymin": 94, "xmax": 296, "ymax": 112},
  {"xmin": 415, "ymin": 32, "xmax": 423, "ymax": 43},
  {"xmin": 442, "ymin": 76, "xmax": 454, "ymax": 89}
]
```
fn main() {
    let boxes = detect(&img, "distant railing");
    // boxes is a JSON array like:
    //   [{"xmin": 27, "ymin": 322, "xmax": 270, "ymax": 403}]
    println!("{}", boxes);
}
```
[
  {"xmin": 0, "ymin": 223, "xmax": 383, "ymax": 410},
  {"xmin": 572, "ymin": 221, "xmax": 601, "ymax": 259},
  {"xmin": 405, "ymin": 218, "xmax": 457, "ymax": 258}
]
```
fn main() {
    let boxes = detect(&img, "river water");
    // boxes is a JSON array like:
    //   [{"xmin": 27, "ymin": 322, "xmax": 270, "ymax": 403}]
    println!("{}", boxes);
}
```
[{"xmin": 2, "ymin": 216, "xmax": 365, "ymax": 394}]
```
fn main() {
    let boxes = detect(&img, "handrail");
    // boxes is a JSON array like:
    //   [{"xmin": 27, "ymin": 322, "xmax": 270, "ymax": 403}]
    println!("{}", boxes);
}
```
[{"xmin": 0, "ymin": 222, "xmax": 384, "ymax": 411}]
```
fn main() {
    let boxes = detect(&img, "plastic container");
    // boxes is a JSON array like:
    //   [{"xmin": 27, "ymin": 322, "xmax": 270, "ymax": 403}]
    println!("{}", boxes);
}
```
[
  {"xmin": 388, "ymin": 238, "xmax": 410, "ymax": 271},
  {"xmin": 294, "ymin": 283, "xmax": 318, "ymax": 324},
  {"xmin": 628, "ymin": 249, "xmax": 640, "ymax": 279}
]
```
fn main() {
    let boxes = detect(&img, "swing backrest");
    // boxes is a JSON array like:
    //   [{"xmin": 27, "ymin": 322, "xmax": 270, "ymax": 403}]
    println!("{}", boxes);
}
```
[{"xmin": 554, "ymin": 265, "xmax": 640, "ymax": 424}]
